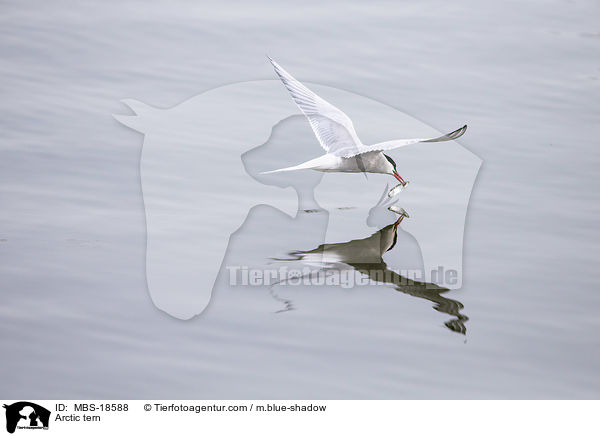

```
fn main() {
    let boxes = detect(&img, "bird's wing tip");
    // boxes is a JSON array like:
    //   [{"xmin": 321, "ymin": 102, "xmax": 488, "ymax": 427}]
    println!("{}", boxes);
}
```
[{"xmin": 449, "ymin": 124, "xmax": 468, "ymax": 139}]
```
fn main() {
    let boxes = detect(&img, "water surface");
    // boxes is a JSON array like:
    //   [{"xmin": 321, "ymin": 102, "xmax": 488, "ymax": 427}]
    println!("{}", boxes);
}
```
[{"xmin": 1, "ymin": 0, "xmax": 599, "ymax": 398}]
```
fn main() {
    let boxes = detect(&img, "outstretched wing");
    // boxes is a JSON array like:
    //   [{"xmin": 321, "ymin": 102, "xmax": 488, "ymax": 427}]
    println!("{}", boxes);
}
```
[
  {"xmin": 268, "ymin": 57, "xmax": 363, "ymax": 155},
  {"xmin": 335, "ymin": 125, "xmax": 468, "ymax": 158}
]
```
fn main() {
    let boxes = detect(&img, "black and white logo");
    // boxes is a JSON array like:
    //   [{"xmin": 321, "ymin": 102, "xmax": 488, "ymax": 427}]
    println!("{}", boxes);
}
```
[{"xmin": 3, "ymin": 402, "xmax": 50, "ymax": 434}]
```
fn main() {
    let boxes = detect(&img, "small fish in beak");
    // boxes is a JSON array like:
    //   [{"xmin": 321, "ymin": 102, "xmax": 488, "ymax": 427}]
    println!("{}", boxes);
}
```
[{"xmin": 388, "ymin": 181, "xmax": 410, "ymax": 197}]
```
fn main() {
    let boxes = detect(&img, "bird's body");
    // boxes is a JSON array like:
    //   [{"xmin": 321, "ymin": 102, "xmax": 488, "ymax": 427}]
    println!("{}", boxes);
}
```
[
  {"xmin": 264, "ymin": 151, "xmax": 393, "ymax": 174},
  {"xmin": 263, "ymin": 57, "xmax": 467, "ymax": 186}
]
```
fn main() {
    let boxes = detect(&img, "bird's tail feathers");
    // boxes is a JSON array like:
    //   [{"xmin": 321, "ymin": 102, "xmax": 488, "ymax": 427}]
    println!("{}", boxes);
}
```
[
  {"xmin": 261, "ymin": 158, "xmax": 321, "ymax": 174},
  {"xmin": 261, "ymin": 164, "xmax": 305, "ymax": 174}
]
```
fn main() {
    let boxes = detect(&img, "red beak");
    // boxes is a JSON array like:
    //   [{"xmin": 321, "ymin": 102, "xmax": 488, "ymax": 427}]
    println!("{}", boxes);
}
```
[{"xmin": 393, "ymin": 171, "xmax": 405, "ymax": 184}]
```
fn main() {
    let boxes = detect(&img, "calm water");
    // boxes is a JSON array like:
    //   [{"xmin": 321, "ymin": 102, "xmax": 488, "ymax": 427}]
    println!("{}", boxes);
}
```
[{"xmin": 1, "ymin": 0, "xmax": 599, "ymax": 398}]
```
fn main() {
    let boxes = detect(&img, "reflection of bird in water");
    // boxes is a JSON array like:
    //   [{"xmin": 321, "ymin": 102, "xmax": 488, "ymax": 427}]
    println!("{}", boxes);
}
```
[
  {"xmin": 272, "ymin": 187, "xmax": 469, "ymax": 334},
  {"xmin": 262, "ymin": 57, "xmax": 467, "ymax": 188},
  {"xmin": 347, "ymin": 264, "xmax": 468, "ymax": 335}
]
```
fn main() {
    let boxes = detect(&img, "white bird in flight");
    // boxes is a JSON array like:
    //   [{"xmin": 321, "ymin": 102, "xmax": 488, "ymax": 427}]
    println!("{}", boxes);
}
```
[{"xmin": 262, "ymin": 57, "xmax": 467, "ymax": 187}]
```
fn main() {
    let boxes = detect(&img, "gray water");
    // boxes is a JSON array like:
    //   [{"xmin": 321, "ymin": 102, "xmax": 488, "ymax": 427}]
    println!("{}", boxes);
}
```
[{"xmin": 1, "ymin": 0, "xmax": 599, "ymax": 398}]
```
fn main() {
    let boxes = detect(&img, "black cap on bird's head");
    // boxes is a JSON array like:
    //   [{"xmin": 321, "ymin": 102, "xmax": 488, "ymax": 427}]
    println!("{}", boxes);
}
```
[
  {"xmin": 383, "ymin": 153, "xmax": 405, "ymax": 184},
  {"xmin": 383, "ymin": 154, "xmax": 396, "ymax": 171},
  {"xmin": 383, "ymin": 153, "xmax": 405, "ymax": 185}
]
